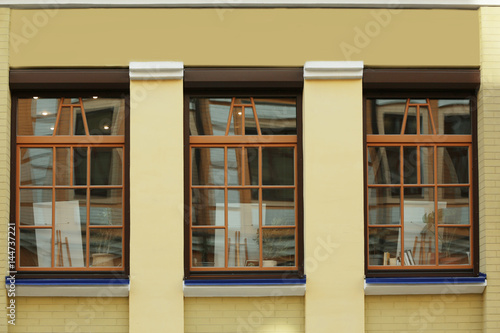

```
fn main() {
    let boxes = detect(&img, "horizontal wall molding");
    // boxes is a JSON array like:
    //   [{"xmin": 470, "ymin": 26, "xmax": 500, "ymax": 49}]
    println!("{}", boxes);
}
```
[
  {"xmin": 2, "ymin": 0, "xmax": 499, "ymax": 8},
  {"xmin": 304, "ymin": 61, "xmax": 363, "ymax": 80},
  {"xmin": 129, "ymin": 61, "xmax": 184, "ymax": 80}
]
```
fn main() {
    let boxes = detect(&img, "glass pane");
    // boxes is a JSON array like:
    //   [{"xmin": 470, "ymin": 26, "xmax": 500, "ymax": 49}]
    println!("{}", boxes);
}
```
[
  {"xmin": 262, "ymin": 228, "xmax": 295, "ymax": 267},
  {"xmin": 89, "ymin": 228, "xmax": 122, "ymax": 267},
  {"xmin": 403, "ymin": 188, "xmax": 436, "ymax": 265},
  {"xmin": 227, "ymin": 148, "xmax": 242, "ymax": 186},
  {"xmin": 438, "ymin": 187, "xmax": 469, "ymax": 225},
  {"xmin": 244, "ymin": 106, "xmax": 258, "ymax": 135},
  {"xmin": 420, "ymin": 147, "xmax": 434, "ymax": 184},
  {"xmin": 73, "ymin": 107, "xmax": 84, "ymax": 135},
  {"xmin": 437, "ymin": 147, "xmax": 469, "ymax": 184},
  {"xmin": 189, "ymin": 98, "xmax": 231, "ymax": 136},
  {"xmin": 438, "ymin": 227, "xmax": 470, "ymax": 265},
  {"xmin": 263, "ymin": 189, "xmax": 295, "ymax": 226},
  {"xmin": 192, "ymin": 147, "xmax": 224, "ymax": 186},
  {"xmin": 55, "ymin": 148, "xmax": 71, "ymax": 186},
  {"xmin": 90, "ymin": 147, "xmax": 123, "ymax": 185},
  {"xmin": 245, "ymin": 147, "xmax": 259, "ymax": 186},
  {"xmin": 404, "ymin": 106, "xmax": 417, "ymax": 134},
  {"xmin": 17, "ymin": 98, "xmax": 58, "ymax": 136},
  {"xmin": 83, "ymin": 98, "xmax": 125, "ymax": 136},
  {"xmin": 192, "ymin": 189, "xmax": 224, "ymax": 226},
  {"xmin": 55, "ymin": 189, "xmax": 86, "ymax": 268},
  {"xmin": 368, "ymin": 187, "xmax": 400, "ymax": 225},
  {"xmin": 255, "ymin": 98, "xmax": 296, "ymax": 135},
  {"xmin": 192, "ymin": 229, "xmax": 225, "ymax": 267},
  {"xmin": 20, "ymin": 148, "xmax": 53, "ymax": 186},
  {"xmin": 228, "ymin": 228, "xmax": 260, "ymax": 268},
  {"xmin": 262, "ymin": 147, "xmax": 294, "ymax": 185},
  {"xmin": 19, "ymin": 229, "xmax": 52, "ymax": 267},
  {"xmin": 56, "ymin": 107, "xmax": 71, "ymax": 136},
  {"xmin": 19, "ymin": 189, "xmax": 52, "ymax": 226},
  {"xmin": 419, "ymin": 106, "xmax": 433, "ymax": 134},
  {"xmin": 367, "ymin": 146, "xmax": 400, "ymax": 185},
  {"xmin": 403, "ymin": 147, "xmax": 417, "ymax": 184},
  {"xmin": 229, "ymin": 106, "xmax": 244, "ymax": 136},
  {"xmin": 368, "ymin": 228, "xmax": 401, "ymax": 266},
  {"xmin": 73, "ymin": 147, "xmax": 87, "ymax": 186},
  {"xmin": 436, "ymin": 99, "xmax": 471, "ymax": 135},
  {"xmin": 410, "ymin": 99, "xmax": 427, "ymax": 104},
  {"xmin": 90, "ymin": 189, "xmax": 123, "ymax": 226},
  {"xmin": 63, "ymin": 98, "xmax": 80, "ymax": 105},
  {"xmin": 365, "ymin": 99, "xmax": 406, "ymax": 135}
]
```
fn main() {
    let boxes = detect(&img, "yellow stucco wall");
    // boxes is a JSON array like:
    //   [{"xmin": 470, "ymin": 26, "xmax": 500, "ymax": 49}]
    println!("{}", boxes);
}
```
[
  {"xmin": 9, "ymin": 8, "xmax": 478, "ymax": 67},
  {"xmin": 184, "ymin": 297, "xmax": 304, "ymax": 333}
]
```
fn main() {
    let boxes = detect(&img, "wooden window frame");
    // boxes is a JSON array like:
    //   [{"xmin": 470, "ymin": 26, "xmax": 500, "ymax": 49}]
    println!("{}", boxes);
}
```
[
  {"xmin": 363, "ymin": 68, "xmax": 480, "ymax": 278},
  {"xmin": 184, "ymin": 68, "xmax": 304, "ymax": 280},
  {"xmin": 10, "ymin": 69, "xmax": 130, "ymax": 279}
]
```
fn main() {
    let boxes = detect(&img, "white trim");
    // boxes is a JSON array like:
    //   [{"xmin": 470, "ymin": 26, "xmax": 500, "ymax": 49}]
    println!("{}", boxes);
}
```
[
  {"xmin": 1, "ymin": 0, "xmax": 499, "ymax": 8},
  {"xmin": 364, "ymin": 281, "xmax": 487, "ymax": 296},
  {"xmin": 12, "ymin": 285, "xmax": 129, "ymax": 297},
  {"xmin": 304, "ymin": 61, "xmax": 364, "ymax": 80},
  {"xmin": 129, "ymin": 61, "xmax": 184, "ymax": 80},
  {"xmin": 183, "ymin": 283, "xmax": 306, "ymax": 297}
]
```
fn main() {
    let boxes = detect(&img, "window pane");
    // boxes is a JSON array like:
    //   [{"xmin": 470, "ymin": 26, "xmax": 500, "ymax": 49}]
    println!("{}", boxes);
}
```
[
  {"xmin": 420, "ymin": 106, "xmax": 433, "ymax": 134},
  {"xmin": 436, "ymin": 99, "xmax": 471, "ymax": 135},
  {"xmin": 244, "ymin": 105, "xmax": 258, "ymax": 135},
  {"xmin": 404, "ymin": 147, "xmax": 417, "ymax": 184},
  {"xmin": 420, "ymin": 147, "xmax": 434, "ymax": 184},
  {"xmin": 90, "ymin": 189, "xmax": 123, "ymax": 226},
  {"xmin": 262, "ymin": 228, "xmax": 295, "ymax": 266},
  {"xmin": 365, "ymin": 99, "xmax": 406, "ymax": 135},
  {"xmin": 90, "ymin": 147, "xmax": 123, "ymax": 185},
  {"xmin": 192, "ymin": 229, "xmax": 225, "ymax": 267},
  {"xmin": 263, "ymin": 189, "xmax": 294, "ymax": 226},
  {"xmin": 17, "ymin": 98, "xmax": 59, "ymax": 136},
  {"xmin": 228, "ymin": 228, "xmax": 260, "ymax": 268},
  {"xmin": 245, "ymin": 147, "xmax": 259, "ymax": 186},
  {"xmin": 367, "ymin": 146, "xmax": 400, "ymax": 185},
  {"xmin": 192, "ymin": 147, "xmax": 224, "ymax": 186},
  {"xmin": 20, "ymin": 148, "xmax": 53, "ymax": 186},
  {"xmin": 262, "ymin": 147, "xmax": 294, "ymax": 185},
  {"xmin": 404, "ymin": 106, "xmax": 417, "ymax": 134},
  {"xmin": 368, "ymin": 188, "xmax": 400, "ymax": 225},
  {"xmin": 73, "ymin": 147, "xmax": 87, "ymax": 186},
  {"xmin": 438, "ymin": 227, "xmax": 470, "ymax": 265},
  {"xmin": 56, "ymin": 106, "xmax": 71, "ymax": 136},
  {"xmin": 89, "ymin": 228, "xmax": 122, "ymax": 267},
  {"xmin": 19, "ymin": 229, "xmax": 52, "ymax": 267},
  {"xmin": 228, "ymin": 148, "xmax": 242, "ymax": 186},
  {"xmin": 438, "ymin": 187, "xmax": 469, "ymax": 225},
  {"xmin": 55, "ymin": 147, "xmax": 71, "ymax": 186},
  {"xmin": 192, "ymin": 189, "xmax": 224, "ymax": 226},
  {"xmin": 19, "ymin": 189, "xmax": 52, "ymax": 226},
  {"xmin": 437, "ymin": 147, "xmax": 469, "ymax": 184},
  {"xmin": 368, "ymin": 228, "xmax": 401, "ymax": 266},
  {"xmin": 83, "ymin": 98, "xmax": 125, "ymax": 136},
  {"xmin": 255, "ymin": 98, "xmax": 296, "ymax": 135},
  {"xmin": 189, "ymin": 98, "xmax": 231, "ymax": 136},
  {"xmin": 229, "ymin": 105, "xmax": 244, "ymax": 135}
]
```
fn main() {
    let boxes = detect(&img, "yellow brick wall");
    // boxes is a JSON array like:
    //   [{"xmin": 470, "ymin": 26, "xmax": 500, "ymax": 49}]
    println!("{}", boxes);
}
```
[
  {"xmin": 478, "ymin": 6, "xmax": 500, "ymax": 333},
  {"xmin": 365, "ymin": 295, "xmax": 483, "ymax": 332},
  {"xmin": 184, "ymin": 297, "xmax": 304, "ymax": 333},
  {"xmin": 9, "ymin": 297, "xmax": 128, "ymax": 333}
]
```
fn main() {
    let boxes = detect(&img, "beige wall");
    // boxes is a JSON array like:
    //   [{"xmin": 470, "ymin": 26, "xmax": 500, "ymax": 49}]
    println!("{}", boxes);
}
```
[{"xmin": 9, "ymin": 8, "xmax": 478, "ymax": 68}]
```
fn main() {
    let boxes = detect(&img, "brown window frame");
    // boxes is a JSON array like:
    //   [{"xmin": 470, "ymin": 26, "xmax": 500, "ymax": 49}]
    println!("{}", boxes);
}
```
[
  {"xmin": 10, "ymin": 69, "xmax": 130, "ymax": 279},
  {"xmin": 363, "ymin": 68, "xmax": 480, "ymax": 278},
  {"xmin": 184, "ymin": 68, "xmax": 304, "ymax": 280}
]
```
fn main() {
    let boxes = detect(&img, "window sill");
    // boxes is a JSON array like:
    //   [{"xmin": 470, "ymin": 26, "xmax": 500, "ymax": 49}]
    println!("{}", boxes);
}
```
[
  {"xmin": 5, "ymin": 278, "xmax": 129, "ymax": 297},
  {"xmin": 364, "ymin": 273, "xmax": 486, "ymax": 295},
  {"xmin": 183, "ymin": 278, "xmax": 306, "ymax": 297}
]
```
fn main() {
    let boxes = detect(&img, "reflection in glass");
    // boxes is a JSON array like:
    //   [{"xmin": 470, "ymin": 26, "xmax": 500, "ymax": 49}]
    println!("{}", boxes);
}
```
[
  {"xmin": 90, "ymin": 189, "xmax": 123, "ymax": 225},
  {"xmin": 404, "ymin": 106, "xmax": 417, "ymax": 134},
  {"xmin": 403, "ymin": 147, "xmax": 417, "ymax": 184},
  {"xmin": 17, "ymin": 98, "xmax": 59, "ymax": 136},
  {"xmin": 20, "ymin": 148, "xmax": 53, "ymax": 186},
  {"xmin": 89, "ymin": 228, "xmax": 122, "ymax": 267},
  {"xmin": 90, "ymin": 147, "xmax": 123, "ymax": 186},
  {"xmin": 73, "ymin": 147, "xmax": 87, "ymax": 186},
  {"xmin": 255, "ymin": 98, "xmax": 296, "ymax": 135},
  {"xmin": 19, "ymin": 229, "xmax": 52, "ymax": 267},
  {"xmin": 368, "ymin": 228, "xmax": 401, "ymax": 266},
  {"xmin": 262, "ymin": 228, "xmax": 295, "ymax": 266},
  {"xmin": 192, "ymin": 147, "xmax": 224, "ymax": 186},
  {"xmin": 263, "ymin": 189, "xmax": 295, "ymax": 226},
  {"xmin": 192, "ymin": 229, "xmax": 225, "ymax": 267},
  {"xmin": 56, "ymin": 106, "xmax": 71, "ymax": 136},
  {"xmin": 438, "ymin": 227, "xmax": 470, "ymax": 265},
  {"xmin": 438, "ymin": 187, "xmax": 469, "ymax": 225},
  {"xmin": 437, "ymin": 99, "xmax": 471, "ymax": 135},
  {"xmin": 419, "ymin": 106, "xmax": 433, "ymax": 134},
  {"xmin": 262, "ymin": 147, "xmax": 294, "ymax": 185},
  {"xmin": 245, "ymin": 147, "xmax": 259, "ymax": 186},
  {"xmin": 368, "ymin": 188, "xmax": 400, "ymax": 225},
  {"xmin": 229, "ymin": 105, "xmax": 244, "ymax": 136},
  {"xmin": 83, "ymin": 98, "xmax": 125, "ymax": 136},
  {"xmin": 437, "ymin": 147, "xmax": 469, "ymax": 184},
  {"xmin": 367, "ymin": 146, "xmax": 400, "ymax": 184},
  {"xmin": 365, "ymin": 99, "xmax": 406, "ymax": 135},
  {"xmin": 189, "ymin": 98, "xmax": 231, "ymax": 136},
  {"xmin": 228, "ymin": 148, "xmax": 242, "ymax": 185},
  {"xmin": 420, "ymin": 147, "xmax": 434, "ymax": 184},
  {"xmin": 192, "ymin": 189, "xmax": 224, "ymax": 226},
  {"xmin": 19, "ymin": 189, "xmax": 52, "ymax": 226},
  {"xmin": 56, "ymin": 148, "xmax": 71, "ymax": 186},
  {"xmin": 244, "ymin": 104, "xmax": 258, "ymax": 135}
]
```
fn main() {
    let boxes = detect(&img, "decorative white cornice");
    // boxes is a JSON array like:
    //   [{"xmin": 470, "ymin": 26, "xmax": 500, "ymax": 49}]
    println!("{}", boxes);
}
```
[
  {"xmin": 129, "ymin": 61, "xmax": 184, "ymax": 80},
  {"xmin": 304, "ymin": 61, "xmax": 364, "ymax": 80}
]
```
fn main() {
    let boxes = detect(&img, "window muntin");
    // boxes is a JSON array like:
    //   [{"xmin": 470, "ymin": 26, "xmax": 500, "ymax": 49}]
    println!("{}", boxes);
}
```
[
  {"xmin": 189, "ymin": 97, "xmax": 298, "ymax": 271},
  {"xmin": 366, "ymin": 98, "xmax": 473, "ymax": 270},
  {"xmin": 16, "ymin": 97, "xmax": 125, "ymax": 271}
]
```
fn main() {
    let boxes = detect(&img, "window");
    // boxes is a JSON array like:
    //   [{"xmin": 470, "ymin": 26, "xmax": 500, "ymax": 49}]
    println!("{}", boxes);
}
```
[
  {"xmin": 14, "ymin": 95, "xmax": 128, "ymax": 273},
  {"xmin": 186, "ymin": 92, "xmax": 303, "ymax": 278},
  {"xmin": 365, "ymin": 97, "xmax": 477, "ymax": 274}
]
